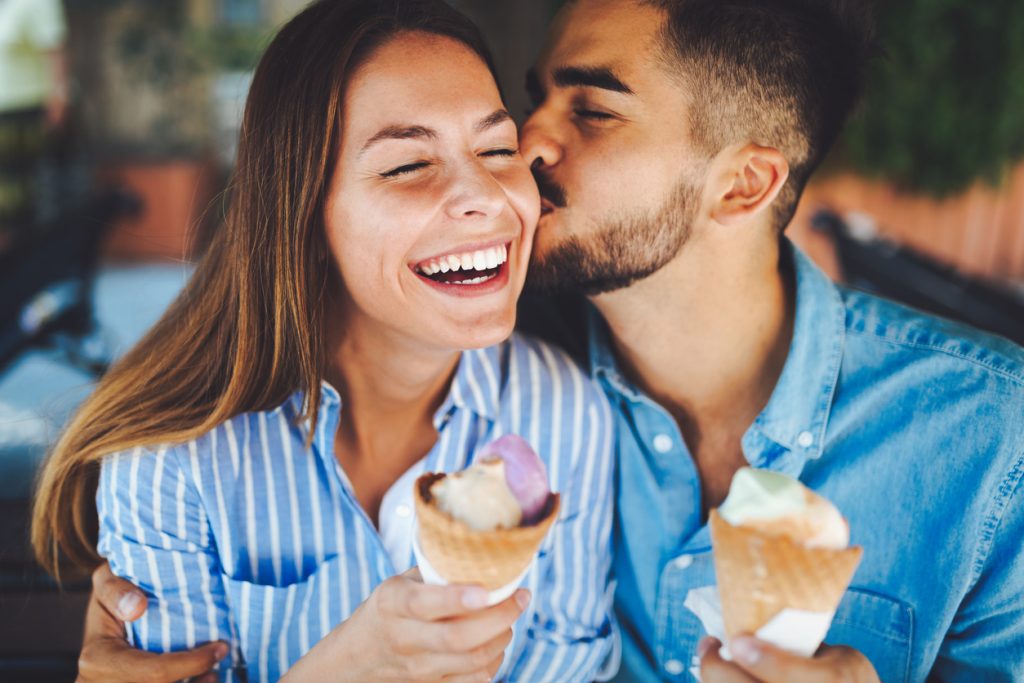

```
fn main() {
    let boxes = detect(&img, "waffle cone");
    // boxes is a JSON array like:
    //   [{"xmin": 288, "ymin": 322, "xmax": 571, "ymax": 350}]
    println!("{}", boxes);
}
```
[
  {"xmin": 709, "ymin": 509, "xmax": 862, "ymax": 638},
  {"xmin": 414, "ymin": 472, "xmax": 560, "ymax": 590}
]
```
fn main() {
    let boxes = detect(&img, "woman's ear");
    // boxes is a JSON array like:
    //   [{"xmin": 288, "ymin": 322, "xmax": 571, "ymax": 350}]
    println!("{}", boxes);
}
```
[{"xmin": 708, "ymin": 143, "xmax": 789, "ymax": 227}]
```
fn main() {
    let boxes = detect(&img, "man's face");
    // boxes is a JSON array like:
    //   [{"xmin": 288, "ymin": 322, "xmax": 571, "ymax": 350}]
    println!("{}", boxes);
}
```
[{"xmin": 521, "ymin": 0, "xmax": 706, "ymax": 295}]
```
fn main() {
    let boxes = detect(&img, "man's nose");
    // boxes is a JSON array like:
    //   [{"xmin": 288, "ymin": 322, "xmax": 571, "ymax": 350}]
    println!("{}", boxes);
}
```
[{"xmin": 520, "ymin": 115, "xmax": 564, "ymax": 171}]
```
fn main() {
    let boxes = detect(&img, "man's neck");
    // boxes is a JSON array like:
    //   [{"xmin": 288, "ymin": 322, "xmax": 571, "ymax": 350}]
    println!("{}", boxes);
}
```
[{"xmin": 589, "ymin": 230, "xmax": 794, "ymax": 507}]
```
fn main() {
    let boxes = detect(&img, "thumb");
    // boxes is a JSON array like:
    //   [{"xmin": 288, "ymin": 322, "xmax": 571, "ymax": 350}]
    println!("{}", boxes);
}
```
[{"xmin": 728, "ymin": 636, "xmax": 833, "ymax": 683}]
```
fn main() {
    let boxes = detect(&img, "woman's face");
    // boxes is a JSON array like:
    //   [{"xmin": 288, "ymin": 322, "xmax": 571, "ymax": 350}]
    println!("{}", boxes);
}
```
[{"xmin": 326, "ymin": 31, "xmax": 539, "ymax": 352}]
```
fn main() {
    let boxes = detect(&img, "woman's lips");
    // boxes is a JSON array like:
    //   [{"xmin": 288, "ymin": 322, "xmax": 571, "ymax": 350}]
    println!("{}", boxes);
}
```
[{"xmin": 413, "ymin": 258, "xmax": 511, "ymax": 297}]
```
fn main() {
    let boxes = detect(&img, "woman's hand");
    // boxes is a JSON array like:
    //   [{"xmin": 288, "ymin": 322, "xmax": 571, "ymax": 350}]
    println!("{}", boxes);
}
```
[
  {"xmin": 698, "ymin": 636, "xmax": 881, "ymax": 683},
  {"xmin": 284, "ymin": 568, "xmax": 530, "ymax": 683},
  {"xmin": 78, "ymin": 562, "xmax": 228, "ymax": 683}
]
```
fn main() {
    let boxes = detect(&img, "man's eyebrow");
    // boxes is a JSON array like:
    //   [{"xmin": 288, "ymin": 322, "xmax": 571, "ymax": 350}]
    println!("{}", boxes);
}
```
[
  {"xmin": 360, "ymin": 125, "xmax": 437, "ymax": 154},
  {"xmin": 552, "ymin": 65, "xmax": 634, "ymax": 95}
]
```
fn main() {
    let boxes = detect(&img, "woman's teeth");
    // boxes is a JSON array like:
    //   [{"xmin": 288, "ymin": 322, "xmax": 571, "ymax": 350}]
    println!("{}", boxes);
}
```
[{"xmin": 416, "ymin": 244, "xmax": 508, "ymax": 277}]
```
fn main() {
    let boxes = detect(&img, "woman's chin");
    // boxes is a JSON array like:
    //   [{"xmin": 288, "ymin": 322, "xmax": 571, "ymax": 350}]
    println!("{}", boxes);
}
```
[{"xmin": 431, "ymin": 312, "xmax": 516, "ymax": 351}]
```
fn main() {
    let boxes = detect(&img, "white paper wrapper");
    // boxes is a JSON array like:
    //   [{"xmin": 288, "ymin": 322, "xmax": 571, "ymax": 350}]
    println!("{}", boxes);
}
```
[
  {"xmin": 684, "ymin": 586, "xmax": 835, "ymax": 681},
  {"xmin": 411, "ymin": 532, "xmax": 532, "ymax": 606}
]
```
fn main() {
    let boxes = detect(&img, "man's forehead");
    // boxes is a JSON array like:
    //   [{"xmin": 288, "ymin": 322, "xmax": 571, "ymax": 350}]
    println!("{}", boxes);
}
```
[{"xmin": 538, "ymin": 0, "xmax": 665, "ymax": 78}]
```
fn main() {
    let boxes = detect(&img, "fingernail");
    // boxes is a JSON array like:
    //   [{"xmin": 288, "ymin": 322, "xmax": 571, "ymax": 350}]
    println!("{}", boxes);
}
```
[
  {"xmin": 514, "ymin": 589, "xmax": 531, "ymax": 610},
  {"xmin": 696, "ymin": 636, "xmax": 718, "ymax": 658},
  {"xmin": 117, "ymin": 592, "xmax": 141, "ymax": 620},
  {"xmin": 730, "ymin": 636, "xmax": 763, "ymax": 665},
  {"xmin": 462, "ymin": 587, "xmax": 488, "ymax": 609},
  {"xmin": 213, "ymin": 642, "xmax": 229, "ymax": 661}
]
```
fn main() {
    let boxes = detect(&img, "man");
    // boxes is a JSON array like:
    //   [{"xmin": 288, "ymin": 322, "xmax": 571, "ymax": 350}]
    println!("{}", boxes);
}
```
[{"xmin": 78, "ymin": 0, "xmax": 1024, "ymax": 681}]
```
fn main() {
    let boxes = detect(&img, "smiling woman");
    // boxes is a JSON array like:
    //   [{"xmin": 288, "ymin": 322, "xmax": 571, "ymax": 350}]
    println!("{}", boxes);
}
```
[{"xmin": 30, "ymin": 1, "xmax": 615, "ymax": 681}]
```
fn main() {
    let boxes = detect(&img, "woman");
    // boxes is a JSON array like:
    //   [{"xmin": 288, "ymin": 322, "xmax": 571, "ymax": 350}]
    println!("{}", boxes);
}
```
[{"xmin": 31, "ymin": 1, "xmax": 615, "ymax": 681}]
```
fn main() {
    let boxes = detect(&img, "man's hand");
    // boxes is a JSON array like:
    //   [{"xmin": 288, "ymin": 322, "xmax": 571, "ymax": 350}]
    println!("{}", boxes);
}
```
[
  {"xmin": 77, "ymin": 562, "xmax": 228, "ymax": 683},
  {"xmin": 698, "ymin": 635, "xmax": 881, "ymax": 683}
]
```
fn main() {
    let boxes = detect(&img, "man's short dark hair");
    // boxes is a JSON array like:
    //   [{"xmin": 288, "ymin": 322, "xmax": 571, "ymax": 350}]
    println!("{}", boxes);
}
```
[{"xmin": 643, "ymin": 0, "xmax": 875, "ymax": 230}]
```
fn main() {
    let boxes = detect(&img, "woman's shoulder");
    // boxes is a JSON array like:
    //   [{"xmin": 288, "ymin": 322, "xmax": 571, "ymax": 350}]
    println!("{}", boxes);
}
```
[
  {"xmin": 99, "ymin": 401, "xmax": 301, "ymax": 488},
  {"xmin": 493, "ymin": 332, "xmax": 613, "ymax": 430},
  {"xmin": 503, "ymin": 332, "xmax": 604, "ymax": 397}
]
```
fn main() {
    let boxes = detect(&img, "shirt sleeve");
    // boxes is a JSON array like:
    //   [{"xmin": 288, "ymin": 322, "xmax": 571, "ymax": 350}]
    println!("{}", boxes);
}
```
[
  {"xmin": 97, "ymin": 446, "xmax": 242, "ymax": 681},
  {"xmin": 929, "ymin": 452, "xmax": 1024, "ymax": 682},
  {"xmin": 500, "ymin": 389, "xmax": 617, "ymax": 682}
]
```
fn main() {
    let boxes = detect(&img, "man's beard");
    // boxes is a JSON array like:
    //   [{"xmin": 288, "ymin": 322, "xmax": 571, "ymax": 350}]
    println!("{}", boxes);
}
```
[{"xmin": 527, "ymin": 176, "xmax": 701, "ymax": 296}]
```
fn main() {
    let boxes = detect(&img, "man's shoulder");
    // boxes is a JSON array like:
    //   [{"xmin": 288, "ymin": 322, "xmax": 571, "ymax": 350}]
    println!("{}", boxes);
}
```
[{"xmin": 839, "ymin": 286, "xmax": 1024, "ymax": 389}]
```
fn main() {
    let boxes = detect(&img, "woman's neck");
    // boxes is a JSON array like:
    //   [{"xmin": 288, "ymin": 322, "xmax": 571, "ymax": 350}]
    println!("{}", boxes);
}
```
[{"xmin": 324, "ymin": 306, "xmax": 460, "ymax": 525}]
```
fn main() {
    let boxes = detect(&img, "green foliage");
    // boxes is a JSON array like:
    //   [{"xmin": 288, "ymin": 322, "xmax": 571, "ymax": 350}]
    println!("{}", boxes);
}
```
[{"xmin": 839, "ymin": 0, "xmax": 1024, "ymax": 196}]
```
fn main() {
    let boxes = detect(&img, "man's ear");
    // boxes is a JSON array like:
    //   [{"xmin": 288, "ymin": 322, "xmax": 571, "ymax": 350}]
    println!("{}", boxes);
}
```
[{"xmin": 708, "ymin": 143, "xmax": 789, "ymax": 227}]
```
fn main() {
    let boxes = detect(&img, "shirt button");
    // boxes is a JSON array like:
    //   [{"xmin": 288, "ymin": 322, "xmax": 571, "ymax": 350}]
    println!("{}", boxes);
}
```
[
  {"xmin": 396, "ymin": 504, "xmax": 412, "ymax": 518},
  {"xmin": 797, "ymin": 431, "xmax": 814, "ymax": 448},
  {"xmin": 664, "ymin": 658, "xmax": 684, "ymax": 675},
  {"xmin": 673, "ymin": 554, "xmax": 693, "ymax": 569},
  {"xmin": 653, "ymin": 433, "xmax": 673, "ymax": 453}
]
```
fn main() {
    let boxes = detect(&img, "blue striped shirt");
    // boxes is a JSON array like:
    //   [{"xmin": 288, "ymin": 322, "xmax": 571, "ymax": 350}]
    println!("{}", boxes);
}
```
[{"xmin": 97, "ymin": 333, "xmax": 616, "ymax": 682}]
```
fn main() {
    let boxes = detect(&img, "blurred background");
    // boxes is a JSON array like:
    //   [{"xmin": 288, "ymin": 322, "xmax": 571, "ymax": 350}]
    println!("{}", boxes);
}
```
[{"xmin": 1, "ymin": 0, "xmax": 1022, "ymax": 679}]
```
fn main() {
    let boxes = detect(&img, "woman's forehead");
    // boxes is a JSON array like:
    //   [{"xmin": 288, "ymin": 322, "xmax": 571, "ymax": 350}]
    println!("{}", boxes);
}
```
[{"xmin": 342, "ymin": 33, "xmax": 505, "ymax": 140}]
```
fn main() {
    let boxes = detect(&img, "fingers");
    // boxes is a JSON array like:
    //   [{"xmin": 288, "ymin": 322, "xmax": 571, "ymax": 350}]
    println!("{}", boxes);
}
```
[
  {"xmin": 429, "ymin": 626, "xmax": 514, "ymax": 679},
  {"xmin": 698, "ymin": 637, "xmax": 758, "ymax": 683},
  {"xmin": 728, "ymin": 636, "xmax": 881, "ymax": 683},
  {"xmin": 187, "ymin": 675, "xmax": 219, "ymax": 683},
  {"xmin": 388, "ymin": 575, "xmax": 491, "ymax": 622},
  {"xmin": 78, "ymin": 637, "xmax": 228, "ymax": 683},
  {"xmin": 92, "ymin": 562, "xmax": 148, "ymax": 622},
  {"xmin": 417, "ymin": 590, "xmax": 529, "ymax": 654}
]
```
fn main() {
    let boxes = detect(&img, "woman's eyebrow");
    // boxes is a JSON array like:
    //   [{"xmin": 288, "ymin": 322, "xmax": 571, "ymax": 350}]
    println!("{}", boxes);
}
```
[
  {"xmin": 360, "ymin": 125, "xmax": 437, "ymax": 155},
  {"xmin": 476, "ymin": 109, "xmax": 513, "ymax": 132},
  {"xmin": 360, "ymin": 109, "xmax": 513, "ymax": 156}
]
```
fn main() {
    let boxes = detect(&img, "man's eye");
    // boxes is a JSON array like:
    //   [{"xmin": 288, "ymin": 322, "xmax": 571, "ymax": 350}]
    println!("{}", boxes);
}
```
[
  {"xmin": 380, "ymin": 162, "xmax": 429, "ymax": 178},
  {"xmin": 481, "ymin": 149, "xmax": 518, "ymax": 158},
  {"xmin": 574, "ymin": 108, "xmax": 615, "ymax": 121}
]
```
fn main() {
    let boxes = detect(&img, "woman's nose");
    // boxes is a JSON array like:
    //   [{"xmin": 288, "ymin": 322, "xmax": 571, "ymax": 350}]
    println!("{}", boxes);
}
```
[{"xmin": 444, "ymin": 160, "xmax": 507, "ymax": 220}]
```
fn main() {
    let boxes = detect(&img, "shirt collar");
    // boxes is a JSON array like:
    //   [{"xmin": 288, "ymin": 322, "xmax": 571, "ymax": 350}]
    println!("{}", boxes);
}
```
[
  {"xmin": 752, "ymin": 241, "xmax": 845, "ymax": 460},
  {"xmin": 281, "ymin": 344, "xmax": 504, "ymax": 429},
  {"xmin": 587, "ymin": 239, "xmax": 846, "ymax": 461},
  {"xmin": 439, "ymin": 344, "xmax": 504, "ymax": 423}
]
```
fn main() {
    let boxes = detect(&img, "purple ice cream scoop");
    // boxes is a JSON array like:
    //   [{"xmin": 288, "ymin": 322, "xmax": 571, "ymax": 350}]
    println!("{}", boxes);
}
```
[{"xmin": 480, "ymin": 435, "xmax": 550, "ymax": 522}]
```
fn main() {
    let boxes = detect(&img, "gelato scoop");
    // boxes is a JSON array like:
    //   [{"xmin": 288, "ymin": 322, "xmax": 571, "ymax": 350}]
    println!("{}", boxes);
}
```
[
  {"xmin": 718, "ymin": 467, "xmax": 850, "ymax": 549},
  {"xmin": 431, "ymin": 435, "xmax": 551, "ymax": 531},
  {"xmin": 709, "ymin": 467, "xmax": 862, "ymax": 651},
  {"xmin": 413, "ymin": 435, "xmax": 559, "ymax": 593}
]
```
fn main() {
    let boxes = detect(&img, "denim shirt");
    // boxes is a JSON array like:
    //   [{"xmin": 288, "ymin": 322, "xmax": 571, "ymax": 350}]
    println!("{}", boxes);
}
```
[{"xmin": 593, "ymin": 242, "xmax": 1024, "ymax": 682}]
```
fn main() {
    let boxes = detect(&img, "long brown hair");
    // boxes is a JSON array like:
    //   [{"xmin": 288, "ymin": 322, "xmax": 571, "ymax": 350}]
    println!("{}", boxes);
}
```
[{"xmin": 32, "ymin": 0, "xmax": 499, "ymax": 579}]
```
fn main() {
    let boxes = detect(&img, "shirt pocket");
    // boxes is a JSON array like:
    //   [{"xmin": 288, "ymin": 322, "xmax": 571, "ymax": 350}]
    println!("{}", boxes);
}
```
[
  {"xmin": 825, "ymin": 587, "xmax": 914, "ymax": 683},
  {"xmin": 222, "ymin": 554, "xmax": 353, "ymax": 682}
]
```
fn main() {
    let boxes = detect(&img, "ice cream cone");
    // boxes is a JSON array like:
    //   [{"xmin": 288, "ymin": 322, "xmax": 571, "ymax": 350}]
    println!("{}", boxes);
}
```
[
  {"xmin": 414, "ymin": 472, "xmax": 560, "ymax": 590},
  {"xmin": 709, "ymin": 509, "xmax": 863, "ymax": 638}
]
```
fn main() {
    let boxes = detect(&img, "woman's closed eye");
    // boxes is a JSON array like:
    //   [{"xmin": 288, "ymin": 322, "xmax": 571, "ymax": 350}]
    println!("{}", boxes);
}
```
[
  {"xmin": 380, "ymin": 161, "xmax": 431, "ymax": 178},
  {"xmin": 480, "ymin": 148, "xmax": 518, "ymax": 158}
]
